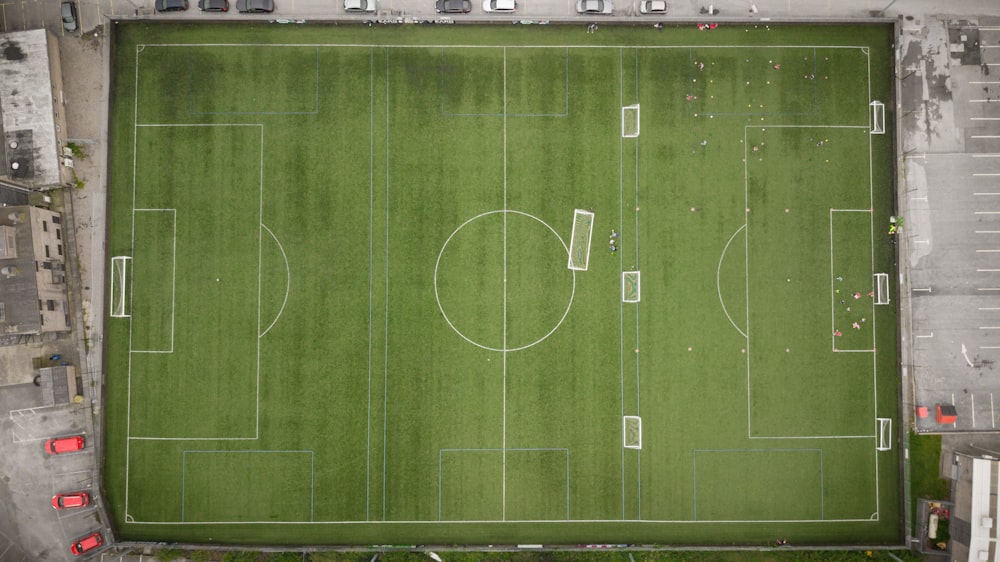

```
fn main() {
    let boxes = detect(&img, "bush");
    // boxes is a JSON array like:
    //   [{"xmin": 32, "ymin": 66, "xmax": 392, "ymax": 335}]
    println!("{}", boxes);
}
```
[{"xmin": 156, "ymin": 548, "xmax": 184, "ymax": 562}]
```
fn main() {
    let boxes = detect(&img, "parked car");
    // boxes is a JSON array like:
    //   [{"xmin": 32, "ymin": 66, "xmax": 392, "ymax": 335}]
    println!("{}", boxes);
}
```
[
  {"xmin": 45, "ymin": 435, "xmax": 84, "ymax": 455},
  {"xmin": 52, "ymin": 492, "xmax": 91, "ymax": 510},
  {"xmin": 436, "ymin": 0, "xmax": 471, "ymax": 12},
  {"xmin": 576, "ymin": 0, "xmax": 612, "ymax": 12},
  {"xmin": 236, "ymin": 0, "xmax": 274, "ymax": 11},
  {"xmin": 198, "ymin": 0, "xmax": 229, "ymax": 10},
  {"xmin": 482, "ymin": 0, "xmax": 515, "ymax": 11},
  {"xmin": 639, "ymin": 0, "xmax": 665, "ymax": 13},
  {"xmin": 60, "ymin": 1, "xmax": 78, "ymax": 32},
  {"xmin": 70, "ymin": 532, "xmax": 102, "ymax": 556},
  {"xmin": 155, "ymin": 0, "xmax": 189, "ymax": 10},
  {"xmin": 345, "ymin": 0, "xmax": 375, "ymax": 11}
]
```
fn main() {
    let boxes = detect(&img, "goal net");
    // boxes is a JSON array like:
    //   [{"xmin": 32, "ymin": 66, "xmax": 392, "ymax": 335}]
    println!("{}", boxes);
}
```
[
  {"xmin": 110, "ymin": 256, "xmax": 132, "ymax": 318},
  {"xmin": 870, "ymin": 101, "xmax": 885, "ymax": 135},
  {"xmin": 621, "ymin": 104, "xmax": 640, "ymax": 138},
  {"xmin": 877, "ymin": 417, "xmax": 892, "ymax": 451},
  {"xmin": 568, "ymin": 209, "xmax": 595, "ymax": 271},
  {"xmin": 622, "ymin": 271, "xmax": 640, "ymax": 303},
  {"xmin": 874, "ymin": 273, "xmax": 890, "ymax": 305},
  {"xmin": 623, "ymin": 416, "xmax": 642, "ymax": 449}
]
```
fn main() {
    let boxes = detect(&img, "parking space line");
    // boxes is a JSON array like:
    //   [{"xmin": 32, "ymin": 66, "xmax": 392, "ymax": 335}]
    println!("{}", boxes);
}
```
[
  {"xmin": 915, "ymin": 332, "xmax": 934, "ymax": 338},
  {"xmin": 979, "ymin": 326, "xmax": 1000, "ymax": 329},
  {"xmin": 979, "ymin": 307, "xmax": 1000, "ymax": 310},
  {"xmin": 974, "ymin": 174, "xmax": 1000, "ymax": 177},
  {"xmin": 974, "ymin": 192, "xmax": 1000, "ymax": 195},
  {"xmin": 972, "ymin": 135, "xmax": 1000, "ymax": 139},
  {"xmin": 975, "ymin": 249, "xmax": 1000, "ymax": 252},
  {"xmin": 978, "ymin": 288, "xmax": 1000, "ymax": 291},
  {"xmin": 972, "ymin": 394, "xmax": 977, "ymax": 428},
  {"xmin": 975, "ymin": 233, "xmax": 1000, "ymax": 236},
  {"xmin": 975, "ymin": 211, "xmax": 1000, "ymax": 214},
  {"xmin": 993, "ymin": 394, "xmax": 996, "ymax": 428},
  {"xmin": 972, "ymin": 118, "xmax": 1000, "ymax": 121}
]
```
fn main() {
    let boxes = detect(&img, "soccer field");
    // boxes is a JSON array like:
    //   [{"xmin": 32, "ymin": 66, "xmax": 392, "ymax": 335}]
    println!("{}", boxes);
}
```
[{"xmin": 103, "ymin": 22, "xmax": 901, "ymax": 545}]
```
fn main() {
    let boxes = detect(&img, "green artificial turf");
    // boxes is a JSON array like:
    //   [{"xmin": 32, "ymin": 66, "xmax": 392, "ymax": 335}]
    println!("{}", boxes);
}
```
[{"xmin": 104, "ymin": 21, "xmax": 900, "ymax": 546}]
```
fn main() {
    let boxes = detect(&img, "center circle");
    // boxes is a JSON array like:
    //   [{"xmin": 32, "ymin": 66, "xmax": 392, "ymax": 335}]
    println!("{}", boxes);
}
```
[{"xmin": 434, "ymin": 210, "xmax": 576, "ymax": 352}]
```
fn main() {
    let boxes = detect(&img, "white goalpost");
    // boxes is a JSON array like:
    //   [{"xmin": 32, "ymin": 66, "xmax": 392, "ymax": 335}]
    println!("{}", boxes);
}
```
[
  {"xmin": 876, "ymin": 417, "xmax": 892, "ymax": 451},
  {"xmin": 874, "ymin": 273, "xmax": 890, "ymax": 305},
  {"xmin": 623, "ymin": 416, "xmax": 642, "ymax": 449},
  {"xmin": 568, "ymin": 209, "xmax": 595, "ymax": 271},
  {"xmin": 621, "ymin": 104, "xmax": 640, "ymax": 138},
  {"xmin": 870, "ymin": 101, "xmax": 884, "ymax": 135},
  {"xmin": 110, "ymin": 256, "xmax": 132, "ymax": 318}
]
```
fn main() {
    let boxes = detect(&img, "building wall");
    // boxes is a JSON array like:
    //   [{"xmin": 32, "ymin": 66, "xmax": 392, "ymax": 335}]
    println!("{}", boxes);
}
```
[{"xmin": 27, "ymin": 207, "xmax": 69, "ymax": 332}]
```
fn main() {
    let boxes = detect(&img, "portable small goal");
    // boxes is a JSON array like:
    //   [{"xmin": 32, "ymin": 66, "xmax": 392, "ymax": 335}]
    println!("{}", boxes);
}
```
[
  {"xmin": 622, "ymin": 271, "xmax": 640, "ymax": 303},
  {"xmin": 623, "ymin": 416, "xmax": 642, "ymax": 449},
  {"xmin": 110, "ymin": 256, "xmax": 132, "ymax": 318},
  {"xmin": 568, "ymin": 209, "xmax": 595, "ymax": 271},
  {"xmin": 621, "ymin": 104, "xmax": 640, "ymax": 138},
  {"xmin": 876, "ymin": 417, "xmax": 892, "ymax": 451},
  {"xmin": 874, "ymin": 273, "xmax": 890, "ymax": 305},
  {"xmin": 870, "ymin": 101, "xmax": 885, "ymax": 135}
]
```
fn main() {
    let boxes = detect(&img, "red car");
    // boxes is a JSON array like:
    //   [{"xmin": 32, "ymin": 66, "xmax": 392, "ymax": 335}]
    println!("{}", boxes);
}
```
[
  {"xmin": 70, "ymin": 532, "xmax": 102, "ymax": 555},
  {"xmin": 45, "ymin": 435, "xmax": 84, "ymax": 455},
  {"xmin": 52, "ymin": 492, "xmax": 90, "ymax": 509}
]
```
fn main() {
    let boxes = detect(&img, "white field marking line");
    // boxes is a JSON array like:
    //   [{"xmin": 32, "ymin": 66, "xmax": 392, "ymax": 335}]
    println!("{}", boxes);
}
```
[
  {"xmin": 718, "ymin": 226, "xmax": 748, "ymax": 339},
  {"xmin": 693, "ymin": 449, "xmax": 826, "ymax": 522},
  {"xmin": 434, "ymin": 211, "xmax": 575, "ymax": 352},
  {"xmin": 122, "ymin": 516, "xmax": 881, "ymax": 525},
  {"xmin": 124, "ymin": 43, "xmax": 142, "ymax": 519},
  {"xmin": 382, "ymin": 49, "xmax": 390, "ymax": 521},
  {"xmin": 139, "ymin": 43, "xmax": 874, "ymax": 51},
  {"xmin": 130, "ymin": 208, "xmax": 177, "ymax": 354},
  {"xmin": 743, "ymin": 124, "xmax": 752, "ymax": 439},
  {"xmin": 617, "ymin": 47, "xmax": 625, "ymax": 520},
  {"xmin": 258, "ymin": 224, "xmax": 290, "ymax": 338},
  {"xmin": 366, "ymin": 47, "xmax": 373, "ymax": 522},
  {"xmin": 256, "ymin": 126, "xmax": 264, "ymax": 441},
  {"xmin": 181, "ymin": 450, "xmax": 314, "ymax": 523},
  {"xmin": 437, "ymin": 448, "xmax": 571, "ymax": 521},
  {"xmin": 135, "ymin": 123, "xmax": 263, "ymax": 128},
  {"xmin": 502, "ymin": 46, "xmax": 508, "ymax": 522},
  {"xmin": 631, "ymin": 48, "xmax": 642, "ymax": 520},
  {"xmin": 129, "ymin": 128, "xmax": 264, "ymax": 443}
]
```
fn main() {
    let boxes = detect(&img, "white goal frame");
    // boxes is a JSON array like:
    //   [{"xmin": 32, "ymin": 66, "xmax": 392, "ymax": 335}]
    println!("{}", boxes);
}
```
[
  {"xmin": 623, "ymin": 415, "xmax": 642, "ymax": 450},
  {"xmin": 870, "ymin": 101, "xmax": 884, "ymax": 135},
  {"xmin": 110, "ymin": 256, "xmax": 132, "ymax": 318},
  {"xmin": 876, "ymin": 417, "xmax": 892, "ymax": 451},
  {"xmin": 622, "ymin": 271, "xmax": 640, "ymax": 303},
  {"xmin": 621, "ymin": 104, "xmax": 640, "ymax": 138},
  {"xmin": 567, "ymin": 209, "xmax": 595, "ymax": 271},
  {"xmin": 874, "ymin": 272, "xmax": 890, "ymax": 305}
]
